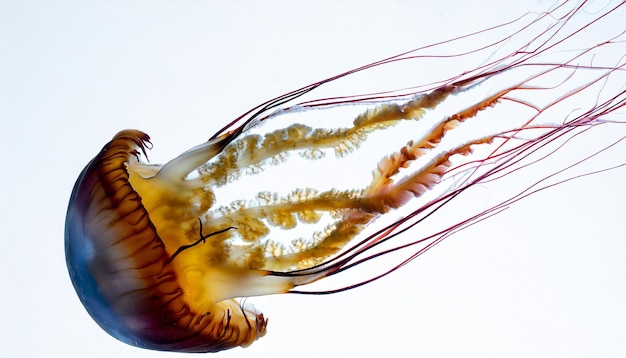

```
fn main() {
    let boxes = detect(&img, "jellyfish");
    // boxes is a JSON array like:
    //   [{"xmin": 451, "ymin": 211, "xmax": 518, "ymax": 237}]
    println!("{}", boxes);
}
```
[{"xmin": 65, "ymin": 0, "xmax": 625, "ymax": 353}]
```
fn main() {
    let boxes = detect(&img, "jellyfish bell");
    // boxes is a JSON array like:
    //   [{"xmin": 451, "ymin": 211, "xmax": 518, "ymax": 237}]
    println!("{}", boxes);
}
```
[
  {"xmin": 65, "ymin": 0, "xmax": 625, "ymax": 353},
  {"xmin": 65, "ymin": 130, "xmax": 274, "ymax": 352}
]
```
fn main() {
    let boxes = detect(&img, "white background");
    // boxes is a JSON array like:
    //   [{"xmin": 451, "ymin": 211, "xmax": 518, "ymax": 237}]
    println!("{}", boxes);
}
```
[{"xmin": 2, "ymin": 1, "xmax": 625, "ymax": 357}]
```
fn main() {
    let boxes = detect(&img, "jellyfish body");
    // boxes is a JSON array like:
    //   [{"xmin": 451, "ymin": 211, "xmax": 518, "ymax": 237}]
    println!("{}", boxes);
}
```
[
  {"xmin": 65, "ymin": 131, "xmax": 271, "ymax": 352},
  {"xmin": 66, "ymin": 0, "xmax": 625, "ymax": 353}
]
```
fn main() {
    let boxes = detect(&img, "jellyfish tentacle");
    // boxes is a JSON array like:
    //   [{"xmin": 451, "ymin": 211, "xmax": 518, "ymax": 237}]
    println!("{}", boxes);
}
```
[
  {"xmin": 168, "ymin": 222, "xmax": 236, "ymax": 263},
  {"xmin": 186, "ymin": 85, "xmax": 495, "ymax": 270},
  {"xmin": 198, "ymin": 82, "xmax": 482, "ymax": 187},
  {"xmin": 246, "ymin": 134, "xmax": 497, "ymax": 284},
  {"xmin": 155, "ymin": 131, "xmax": 239, "ymax": 183},
  {"xmin": 241, "ymin": 88, "xmax": 511, "ymax": 273},
  {"xmin": 191, "ymin": 85, "xmax": 510, "ymax": 272}
]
